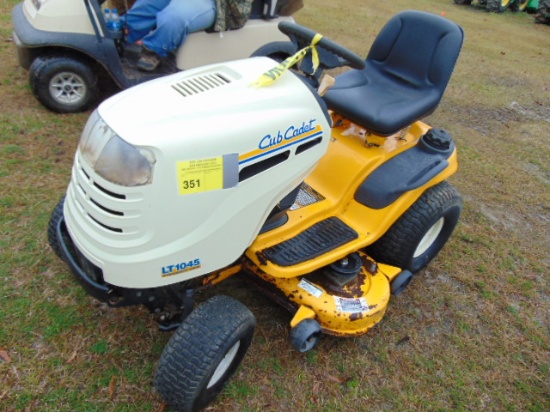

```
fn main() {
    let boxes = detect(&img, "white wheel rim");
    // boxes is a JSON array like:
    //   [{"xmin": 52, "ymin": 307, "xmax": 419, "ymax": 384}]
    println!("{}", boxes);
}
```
[
  {"xmin": 207, "ymin": 340, "xmax": 240, "ymax": 389},
  {"xmin": 413, "ymin": 217, "xmax": 444, "ymax": 258},
  {"xmin": 49, "ymin": 72, "xmax": 86, "ymax": 105}
]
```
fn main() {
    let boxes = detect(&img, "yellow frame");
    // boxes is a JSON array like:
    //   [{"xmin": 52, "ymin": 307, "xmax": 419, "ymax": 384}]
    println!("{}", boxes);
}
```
[
  {"xmin": 246, "ymin": 115, "xmax": 458, "ymax": 280},
  {"xmin": 205, "ymin": 115, "xmax": 458, "ymax": 336}
]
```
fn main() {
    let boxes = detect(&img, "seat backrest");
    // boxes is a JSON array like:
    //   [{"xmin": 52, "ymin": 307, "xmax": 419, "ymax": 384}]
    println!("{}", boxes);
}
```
[
  {"xmin": 367, "ymin": 10, "xmax": 464, "ymax": 90},
  {"xmin": 323, "ymin": 11, "xmax": 464, "ymax": 135}
]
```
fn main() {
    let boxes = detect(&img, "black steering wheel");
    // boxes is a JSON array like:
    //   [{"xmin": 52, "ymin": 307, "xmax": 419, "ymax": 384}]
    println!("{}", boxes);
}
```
[{"xmin": 278, "ymin": 21, "xmax": 365, "ymax": 76}]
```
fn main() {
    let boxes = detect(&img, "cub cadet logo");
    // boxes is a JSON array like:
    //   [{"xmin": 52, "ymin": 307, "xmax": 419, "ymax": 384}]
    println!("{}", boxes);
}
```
[
  {"xmin": 259, "ymin": 119, "xmax": 317, "ymax": 150},
  {"xmin": 161, "ymin": 259, "xmax": 201, "ymax": 277}
]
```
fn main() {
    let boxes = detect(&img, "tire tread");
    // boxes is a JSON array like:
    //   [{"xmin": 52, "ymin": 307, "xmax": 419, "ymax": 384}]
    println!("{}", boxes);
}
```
[
  {"xmin": 366, "ymin": 181, "xmax": 462, "ymax": 272},
  {"xmin": 154, "ymin": 295, "xmax": 255, "ymax": 412}
]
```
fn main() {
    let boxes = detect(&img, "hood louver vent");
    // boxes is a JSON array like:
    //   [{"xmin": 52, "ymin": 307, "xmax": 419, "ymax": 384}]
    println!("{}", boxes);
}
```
[{"xmin": 171, "ymin": 73, "xmax": 232, "ymax": 97}]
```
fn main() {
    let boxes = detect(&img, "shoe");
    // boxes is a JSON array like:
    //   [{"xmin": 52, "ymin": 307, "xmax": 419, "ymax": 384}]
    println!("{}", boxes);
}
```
[{"xmin": 137, "ymin": 48, "xmax": 161, "ymax": 71}]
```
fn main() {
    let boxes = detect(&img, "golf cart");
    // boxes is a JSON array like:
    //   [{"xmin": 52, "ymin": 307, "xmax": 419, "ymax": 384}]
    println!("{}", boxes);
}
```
[
  {"xmin": 11, "ymin": 0, "xmax": 302, "ymax": 113},
  {"xmin": 48, "ymin": 10, "xmax": 464, "ymax": 412}
]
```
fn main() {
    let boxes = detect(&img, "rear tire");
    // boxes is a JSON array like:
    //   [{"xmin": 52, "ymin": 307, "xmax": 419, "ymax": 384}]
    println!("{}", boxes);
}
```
[
  {"xmin": 154, "ymin": 295, "xmax": 256, "ymax": 412},
  {"xmin": 29, "ymin": 56, "xmax": 98, "ymax": 113},
  {"xmin": 366, "ymin": 182, "xmax": 463, "ymax": 274}
]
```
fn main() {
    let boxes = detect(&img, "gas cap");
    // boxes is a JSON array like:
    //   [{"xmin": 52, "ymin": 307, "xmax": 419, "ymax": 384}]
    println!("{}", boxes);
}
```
[{"xmin": 421, "ymin": 128, "xmax": 454, "ymax": 153}]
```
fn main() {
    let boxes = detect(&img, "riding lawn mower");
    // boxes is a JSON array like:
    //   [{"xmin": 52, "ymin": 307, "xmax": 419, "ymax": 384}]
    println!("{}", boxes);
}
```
[
  {"xmin": 48, "ymin": 10, "xmax": 465, "ymax": 412},
  {"xmin": 453, "ymin": 0, "xmax": 543, "ymax": 12}
]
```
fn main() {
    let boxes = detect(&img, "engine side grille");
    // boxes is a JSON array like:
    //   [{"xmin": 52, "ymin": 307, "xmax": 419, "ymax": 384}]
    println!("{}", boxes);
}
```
[
  {"xmin": 171, "ymin": 73, "xmax": 232, "ymax": 97},
  {"xmin": 71, "ymin": 156, "xmax": 143, "ymax": 235}
]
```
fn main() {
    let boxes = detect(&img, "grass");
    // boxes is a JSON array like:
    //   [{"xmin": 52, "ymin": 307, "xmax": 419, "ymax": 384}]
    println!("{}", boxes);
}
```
[{"xmin": 1, "ymin": 0, "xmax": 549, "ymax": 411}]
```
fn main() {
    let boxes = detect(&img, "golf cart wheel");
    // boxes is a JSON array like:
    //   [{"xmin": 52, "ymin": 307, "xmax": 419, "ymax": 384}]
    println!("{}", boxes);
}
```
[
  {"xmin": 154, "ymin": 295, "xmax": 256, "ymax": 412},
  {"xmin": 29, "ymin": 56, "xmax": 98, "ymax": 113},
  {"xmin": 290, "ymin": 318, "xmax": 322, "ymax": 353},
  {"xmin": 366, "ymin": 181, "xmax": 463, "ymax": 274},
  {"xmin": 47, "ymin": 197, "xmax": 65, "ymax": 260}
]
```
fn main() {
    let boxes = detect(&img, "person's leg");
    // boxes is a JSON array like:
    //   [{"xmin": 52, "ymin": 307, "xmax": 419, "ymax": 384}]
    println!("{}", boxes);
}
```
[
  {"xmin": 141, "ymin": 0, "xmax": 216, "ymax": 57},
  {"xmin": 125, "ymin": 0, "xmax": 171, "ymax": 44}
]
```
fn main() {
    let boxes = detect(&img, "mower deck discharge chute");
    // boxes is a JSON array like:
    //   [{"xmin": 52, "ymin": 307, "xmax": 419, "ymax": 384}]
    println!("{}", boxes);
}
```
[{"xmin": 48, "ymin": 10, "xmax": 464, "ymax": 412}]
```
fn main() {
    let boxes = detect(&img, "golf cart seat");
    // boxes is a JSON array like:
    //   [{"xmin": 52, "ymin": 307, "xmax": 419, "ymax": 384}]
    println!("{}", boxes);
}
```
[{"xmin": 323, "ymin": 11, "xmax": 464, "ymax": 136}]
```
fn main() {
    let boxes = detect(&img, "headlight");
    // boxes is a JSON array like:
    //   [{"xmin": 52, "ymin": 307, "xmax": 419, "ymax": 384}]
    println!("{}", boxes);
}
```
[{"xmin": 79, "ymin": 110, "xmax": 155, "ymax": 186}]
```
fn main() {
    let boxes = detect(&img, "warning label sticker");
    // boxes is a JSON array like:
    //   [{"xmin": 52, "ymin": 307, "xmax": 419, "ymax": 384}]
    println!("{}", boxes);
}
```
[
  {"xmin": 290, "ymin": 183, "xmax": 325, "ymax": 210},
  {"xmin": 298, "ymin": 279, "xmax": 323, "ymax": 298},
  {"xmin": 334, "ymin": 297, "xmax": 369, "ymax": 313}
]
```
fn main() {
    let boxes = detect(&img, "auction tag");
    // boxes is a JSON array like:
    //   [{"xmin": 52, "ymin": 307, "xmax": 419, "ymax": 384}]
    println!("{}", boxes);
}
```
[
  {"xmin": 177, "ymin": 157, "xmax": 224, "ymax": 195},
  {"xmin": 177, "ymin": 154, "xmax": 239, "ymax": 195}
]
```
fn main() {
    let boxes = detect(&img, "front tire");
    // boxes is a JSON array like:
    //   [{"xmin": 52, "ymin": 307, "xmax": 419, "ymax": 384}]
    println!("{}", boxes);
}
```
[
  {"xmin": 366, "ymin": 181, "xmax": 463, "ymax": 274},
  {"xmin": 29, "ymin": 56, "xmax": 98, "ymax": 113},
  {"xmin": 154, "ymin": 295, "xmax": 256, "ymax": 412},
  {"xmin": 47, "ymin": 198, "xmax": 65, "ymax": 260}
]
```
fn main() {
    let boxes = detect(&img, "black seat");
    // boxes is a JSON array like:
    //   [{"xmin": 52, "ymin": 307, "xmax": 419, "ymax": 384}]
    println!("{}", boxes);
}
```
[{"xmin": 323, "ymin": 11, "xmax": 464, "ymax": 136}]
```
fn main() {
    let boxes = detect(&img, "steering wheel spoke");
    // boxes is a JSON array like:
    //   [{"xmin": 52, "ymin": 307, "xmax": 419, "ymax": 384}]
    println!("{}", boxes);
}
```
[{"xmin": 278, "ymin": 21, "xmax": 365, "ymax": 73}]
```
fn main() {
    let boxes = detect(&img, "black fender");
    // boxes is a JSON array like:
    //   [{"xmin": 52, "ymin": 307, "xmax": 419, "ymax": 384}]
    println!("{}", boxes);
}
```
[{"xmin": 356, "ymin": 129, "xmax": 456, "ymax": 209}]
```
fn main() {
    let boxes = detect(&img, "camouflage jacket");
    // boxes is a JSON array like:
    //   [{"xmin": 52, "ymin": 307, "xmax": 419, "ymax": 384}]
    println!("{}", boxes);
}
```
[{"xmin": 213, "ymin": 0, "xmax": 253, "ymax": 32}]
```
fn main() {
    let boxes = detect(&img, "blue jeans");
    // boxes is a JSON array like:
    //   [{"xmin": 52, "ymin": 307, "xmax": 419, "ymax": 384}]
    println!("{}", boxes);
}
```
[{"xmin": 125, "ymin": 0, "xmax": 216, "ymax": 56}]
